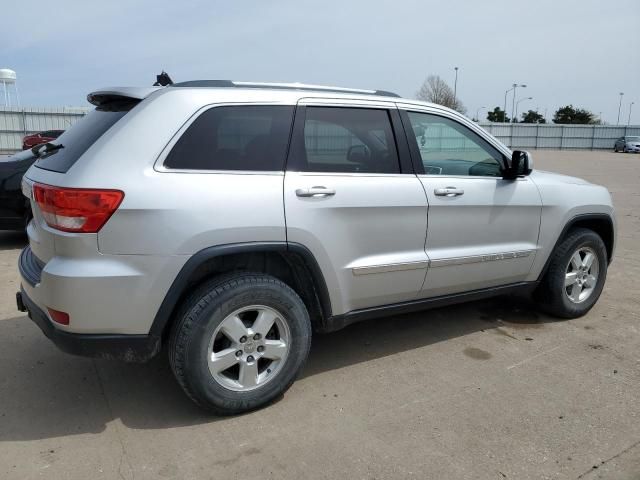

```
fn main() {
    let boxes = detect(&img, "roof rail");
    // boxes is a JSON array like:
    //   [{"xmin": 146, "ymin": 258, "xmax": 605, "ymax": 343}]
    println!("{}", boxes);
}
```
[{"xmin": 169, "ymin": 80, "xmax": 400, "ymax": 98}]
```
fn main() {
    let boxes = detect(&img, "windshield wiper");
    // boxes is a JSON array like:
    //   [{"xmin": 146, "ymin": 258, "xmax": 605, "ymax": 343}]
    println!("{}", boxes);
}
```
[{"xmin": 32, "ymin": 142, "xmax": 64, "ymax": 157}]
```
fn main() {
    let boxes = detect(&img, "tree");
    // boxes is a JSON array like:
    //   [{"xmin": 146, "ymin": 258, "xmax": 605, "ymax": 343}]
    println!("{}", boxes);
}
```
[
  {"xmin": 521, "ymin": 110, "xmax": 546, "ymax": 124},
  {"xmin": 486, "ymin": 106, "xmax": 509, "ymax": 123},
  {"xmin": 552, "ymin": 105, "xmax": 596, "ymax": 124},
  {"xmin": 416, "ymin": 75, "xmax": 467, "ymax": 114}
]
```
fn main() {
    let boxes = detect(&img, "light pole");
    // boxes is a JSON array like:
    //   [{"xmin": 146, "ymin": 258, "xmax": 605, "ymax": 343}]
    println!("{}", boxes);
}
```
[
  {"xmin": 475, "ymin": 106, "xmax": 487, "ymax": 122},
  {"xmin": 504, "ymin": 83, "xmax": 526, "ymax": 123},
  {"xmin": 453, "ymin": 67, "xmax": 459, "ymax": 104},
  {"xmin": 617, "ymin": 92, "xmax": 624, "ymax": 125},
  {"xmin": 598, "ymin": 112, "xmax": 603, "ymax": 124},
  {"xmin": 511, "ymin": 85, "xmax": 528, "ymax": 123},
  {"xmin": 515, "ymin": 97, "xmax": 533, "ymax": 122},
  {"xmin": 628, "ymin": 102, "xmax": 635, "ymax": 126}
]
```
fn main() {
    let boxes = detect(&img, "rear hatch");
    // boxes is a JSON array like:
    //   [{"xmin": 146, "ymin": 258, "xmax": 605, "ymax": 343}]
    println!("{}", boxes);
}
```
[{"xmin": 23, "ymin": 87, "xmax": 159, "ymax": 264}]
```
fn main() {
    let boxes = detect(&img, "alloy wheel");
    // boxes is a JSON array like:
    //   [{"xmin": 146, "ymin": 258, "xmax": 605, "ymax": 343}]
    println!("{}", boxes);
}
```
[
  {"xmin": 207, "ymin": 305, "xmax": 291, "ymax": 392},
  {"xmin": 564, "ymin": 247, "xmax": 599, "ymax": 303}
]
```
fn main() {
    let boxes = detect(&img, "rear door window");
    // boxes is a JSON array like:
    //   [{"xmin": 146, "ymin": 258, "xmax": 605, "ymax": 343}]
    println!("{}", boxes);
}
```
[
  {"xmin": 164, "ymin": 105, "xmax": 294, "ymax": 171},
  {"xmin": 289, "ymin": 107, "xmax": 400, "ymax": 174},
  {"xmin": 35, "ymin": 109, "xmax": 128, "ymax": 173}
]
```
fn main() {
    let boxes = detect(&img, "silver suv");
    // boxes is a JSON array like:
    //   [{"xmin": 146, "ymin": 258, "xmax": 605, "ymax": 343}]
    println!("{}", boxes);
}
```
[{"xmin": 16, "ymin": 81, "xmax": 615, "ymax": 414}]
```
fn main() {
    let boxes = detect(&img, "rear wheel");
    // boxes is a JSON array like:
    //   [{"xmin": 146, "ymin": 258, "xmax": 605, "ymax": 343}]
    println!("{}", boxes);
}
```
[
  {"xmin": 536, "ymin": 228, "xmax": 607, "ymax": 318},
  {"xmin": 169, "ymin": 273, "xmax": 312, "ymax": 414}
]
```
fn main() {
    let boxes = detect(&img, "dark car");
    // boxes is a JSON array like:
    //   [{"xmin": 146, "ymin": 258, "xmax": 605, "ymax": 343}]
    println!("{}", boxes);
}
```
[
  {"xmin": 22, "ymin": 130, "xmax": 64, "ymax": 150},
  {"xmin": 0, "ymin": 149, "xmax": 37, "ymax": 230}
]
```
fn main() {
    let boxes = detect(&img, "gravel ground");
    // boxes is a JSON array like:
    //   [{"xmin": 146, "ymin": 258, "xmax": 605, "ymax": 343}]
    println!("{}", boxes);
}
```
[{"xmin": 0, "ymin": 150, "xmax": 638, "ymax": 480}]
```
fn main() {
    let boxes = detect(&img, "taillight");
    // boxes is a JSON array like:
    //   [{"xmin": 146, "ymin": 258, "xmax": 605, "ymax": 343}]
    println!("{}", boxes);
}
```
[{"xmin": 33, "ymin": 183, "xmax": 124, "ymax": 233}]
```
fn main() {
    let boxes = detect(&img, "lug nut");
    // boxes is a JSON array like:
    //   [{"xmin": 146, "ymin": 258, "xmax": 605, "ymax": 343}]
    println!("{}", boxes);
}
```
[
  {"xmin": 246, "ymin": 355, "xmax": 255, "ymax": 363},
  {"xmin": 257, "ymin": 345, "xmax": 265, "ymax": 353},
  {"xmin": 236, "ymin": 350, "xmax": 243, "ymax": 357},
  {"xmin": 239, "ymin": 336, "xmax": 247, "ymax": 343},
  {"xmin": 253, "ymin": 333, "xmax": 261, "ymax": 340}
]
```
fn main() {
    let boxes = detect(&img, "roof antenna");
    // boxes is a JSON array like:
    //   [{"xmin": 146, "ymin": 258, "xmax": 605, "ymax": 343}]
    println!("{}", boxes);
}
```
[{"xmin": 153, "ymin": 71, "xmax": 173, "ymax": 86}]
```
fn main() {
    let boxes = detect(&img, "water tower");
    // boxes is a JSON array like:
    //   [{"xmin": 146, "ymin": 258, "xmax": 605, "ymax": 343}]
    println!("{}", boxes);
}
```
[{"xmin": 0, "ymin": 69, "xmax": 20, "ymax": 107}]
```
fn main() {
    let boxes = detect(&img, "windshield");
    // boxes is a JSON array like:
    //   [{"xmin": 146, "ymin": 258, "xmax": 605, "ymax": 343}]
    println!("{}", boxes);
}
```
[{"xmin": 625, "ymin": 136, "xmax": 640, "ymax": 142}]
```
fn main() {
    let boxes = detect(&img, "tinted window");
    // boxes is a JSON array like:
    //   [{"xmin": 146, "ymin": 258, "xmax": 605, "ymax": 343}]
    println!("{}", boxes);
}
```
[
  {"xmin": 406, "ymin": 112, "xmax": 504, "ymax": 177},
  {"xmin": 292, "ymin": 107, "xmax": 400, "ymax": 173},
  {"xmin": 164, "ymin": 105, "xmax": 294, "ymax": 171},
  {"xmin": 35, "ymin": 110, "xmax": 126, "ymax": 173}
]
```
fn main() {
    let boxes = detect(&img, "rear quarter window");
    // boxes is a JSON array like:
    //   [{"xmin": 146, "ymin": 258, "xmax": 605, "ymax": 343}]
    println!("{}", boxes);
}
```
[
  {"xmin": 34, "ymin": 109, "xmax": 128, "ymax": 173},
  {"xmin": 164, "ymin": 105, "xmax": 294, "ymax": 171}
]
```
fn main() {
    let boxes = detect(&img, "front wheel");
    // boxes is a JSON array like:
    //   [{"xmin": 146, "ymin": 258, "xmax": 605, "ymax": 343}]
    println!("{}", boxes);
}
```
[
  {"xmin": 536, "ymin": 228, "xmax": 608, "ymax": 318},
  {"xmin": 169, "ymin": 273, "xmax": 312, "ymax": 414}
]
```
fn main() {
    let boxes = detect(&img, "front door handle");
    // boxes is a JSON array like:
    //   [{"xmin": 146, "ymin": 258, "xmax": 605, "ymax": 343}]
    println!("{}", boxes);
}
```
[
  {"xmin": 295, "ymin": 186, "xmax": 336, "ymax": 197},
  {"xmin": 434, "ymin": 187, "xmax": 464, "ymax": 197}
]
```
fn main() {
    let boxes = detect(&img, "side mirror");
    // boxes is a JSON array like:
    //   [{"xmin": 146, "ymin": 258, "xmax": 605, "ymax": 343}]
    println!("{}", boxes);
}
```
[{"xmin": 505, "ymin": 150, "xmax": 533, "ymax": 179}]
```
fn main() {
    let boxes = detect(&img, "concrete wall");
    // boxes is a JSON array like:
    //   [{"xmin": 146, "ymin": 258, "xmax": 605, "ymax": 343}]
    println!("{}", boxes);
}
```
[{"xmin": 479, "ymin": 123, "xmax": 640, "ymax": 150}]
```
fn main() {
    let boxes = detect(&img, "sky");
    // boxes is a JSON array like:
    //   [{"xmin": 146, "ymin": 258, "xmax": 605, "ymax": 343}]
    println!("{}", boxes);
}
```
[{"xmin": 2, "ymin": 0, "xmax": 639, "ymax": 124}]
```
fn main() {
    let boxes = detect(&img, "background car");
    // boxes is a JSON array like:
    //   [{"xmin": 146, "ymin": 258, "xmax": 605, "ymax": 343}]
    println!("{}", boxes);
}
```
[
  {"xmin": 614, "ymin": 135, "xmax": 640, "ymax": 153},
  {"xmin": 0, "ymin": 149, "xmax": 37, "ymax": 230},
  {"xmin": 22, "ymin": 130, "xmax": 64, "ymax": 150}
]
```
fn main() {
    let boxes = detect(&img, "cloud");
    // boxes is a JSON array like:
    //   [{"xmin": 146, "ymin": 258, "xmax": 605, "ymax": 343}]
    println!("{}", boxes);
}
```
[{"xmin": 3, "ymin": 0, "xmax": 639, "ymax": 122}]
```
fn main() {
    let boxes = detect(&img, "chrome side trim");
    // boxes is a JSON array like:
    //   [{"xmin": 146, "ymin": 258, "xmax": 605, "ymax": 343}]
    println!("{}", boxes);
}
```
[
  {"xmin": 351, "ymin": 250, "xmax": 534, "ymax": 276},
  {"xmin": 352, "ymin": 260, "xmax": 429, "ymax": 276},
  {"xmin": 429, "ymin": 250, "xmax": 534, "ymax": 268}
]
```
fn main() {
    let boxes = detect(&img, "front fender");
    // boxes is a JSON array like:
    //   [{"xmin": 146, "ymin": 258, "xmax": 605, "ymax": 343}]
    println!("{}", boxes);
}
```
[{"xmin": 526, "ymin": 181, "xmax": 615, "ymax": 281}]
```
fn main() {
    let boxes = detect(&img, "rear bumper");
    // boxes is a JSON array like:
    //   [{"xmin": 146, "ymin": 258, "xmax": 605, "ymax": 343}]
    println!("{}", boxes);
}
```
[
  {"xmin": 0, "ymin": 217, "xmax": 25, "ymax": 231},
  {"xmin": 17, "ymin": 242, "xmax": 185, "ymax": 335},
  {"xmin": 0, "ymin": 201, "xmax": 27, "ymax": 231},
  {"xmin": 17, "ymin": 288, "xmax": 160, "ymax": 362}
]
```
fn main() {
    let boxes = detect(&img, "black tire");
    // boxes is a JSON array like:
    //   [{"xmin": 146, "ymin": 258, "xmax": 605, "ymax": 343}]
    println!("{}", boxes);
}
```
[
  {"xmin": 536, "ymin": 228, "xmax": 607, "ymax": 318},
  {"xmin": 614, "ymin": 145, "xmax": 618, "ymax": 152},
  {"xmin": 168, "ymin": 273, "xmax": 312, "ymax": 414}
]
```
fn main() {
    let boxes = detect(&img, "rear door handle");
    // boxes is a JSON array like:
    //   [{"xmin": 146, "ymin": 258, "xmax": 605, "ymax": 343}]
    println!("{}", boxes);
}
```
[
  {"xmin": 434, "ymin": 187, "xmax": 464, "ymax": 197},
  {"xmin": 295, "ymin": 186, "xmax": 336, "ymax": 197}
]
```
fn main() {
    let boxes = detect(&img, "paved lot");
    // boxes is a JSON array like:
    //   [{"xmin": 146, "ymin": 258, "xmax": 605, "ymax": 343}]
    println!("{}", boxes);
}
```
[{"xmin": 0, "ymin": 150, "xmax": 638, "ymax": 480}]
